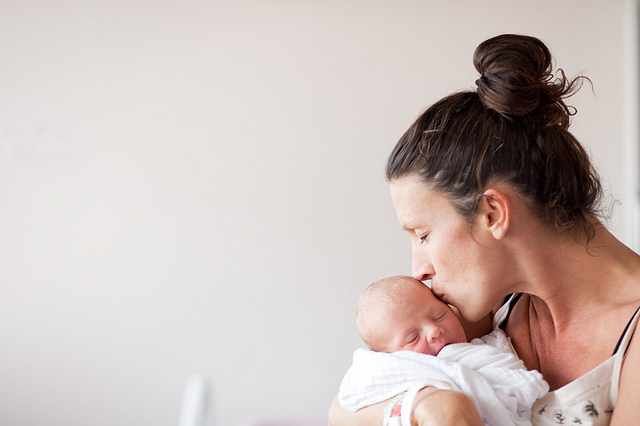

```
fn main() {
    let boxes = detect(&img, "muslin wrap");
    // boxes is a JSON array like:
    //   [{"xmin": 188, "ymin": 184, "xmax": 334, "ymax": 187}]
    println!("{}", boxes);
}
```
[{"xmin": 338, "ymin": 330, "xmax": 549, "ymax": 426}]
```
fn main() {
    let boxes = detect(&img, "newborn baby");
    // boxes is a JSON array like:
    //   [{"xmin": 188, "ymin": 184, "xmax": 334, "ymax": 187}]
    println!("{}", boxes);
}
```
[
  {"xmin": 339, "ymin": 276, "xmax": 548, "ymax": 426},
  {"xmin": 356, "ymin": 275, "xmax": 467, "ymax": 356}
]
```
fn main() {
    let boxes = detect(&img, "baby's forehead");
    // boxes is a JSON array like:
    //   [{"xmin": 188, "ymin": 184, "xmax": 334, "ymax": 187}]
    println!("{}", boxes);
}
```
[
  {"xmin": 359, "ymin": 278, "xmax": 443, "ymax": 321},
  {"xmin": 391, "ymin": 280, "xmax": 435, "ymax": 300},
  {"xmin": 377, "ymin": 276, "xmax": 429, "ymax": 294}
]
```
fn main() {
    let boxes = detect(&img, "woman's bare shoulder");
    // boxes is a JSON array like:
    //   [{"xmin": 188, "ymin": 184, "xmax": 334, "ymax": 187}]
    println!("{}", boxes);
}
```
[
  {"xmin": 610, "ymin": 314, "xmax": 640, "ymax": 424},
  {"xmin": 499, "ymin": 294, "xmax": 538, "ymax": 369}
]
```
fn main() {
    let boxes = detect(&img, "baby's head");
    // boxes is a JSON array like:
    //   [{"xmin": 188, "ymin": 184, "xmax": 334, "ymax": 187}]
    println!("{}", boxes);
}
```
[{"xmin": 356, "ymin": 276, "xmax": 467, "ymax": 355}]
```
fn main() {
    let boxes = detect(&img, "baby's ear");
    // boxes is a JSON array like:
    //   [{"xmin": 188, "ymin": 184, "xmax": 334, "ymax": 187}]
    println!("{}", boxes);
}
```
[{"xmin": 479, "ymin": 188, "xmax": 510, "ymax": 240}]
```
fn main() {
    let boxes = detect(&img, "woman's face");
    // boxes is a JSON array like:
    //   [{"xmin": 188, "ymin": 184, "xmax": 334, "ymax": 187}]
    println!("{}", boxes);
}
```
[{"xmin": 389, "ymin": 174, "xmax": 507, "ymax": 322}]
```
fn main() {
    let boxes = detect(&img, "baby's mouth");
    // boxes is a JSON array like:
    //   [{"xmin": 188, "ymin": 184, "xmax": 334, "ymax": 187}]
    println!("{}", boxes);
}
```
[{"xmin": 435, "ymin": 342, "xmax": 449, "ymax": 355}]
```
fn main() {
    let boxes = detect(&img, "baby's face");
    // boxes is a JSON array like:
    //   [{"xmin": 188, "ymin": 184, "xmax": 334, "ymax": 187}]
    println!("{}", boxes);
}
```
[{"xmin": 373, "ymin": 282, "xmax": 467, "ymax": 355}]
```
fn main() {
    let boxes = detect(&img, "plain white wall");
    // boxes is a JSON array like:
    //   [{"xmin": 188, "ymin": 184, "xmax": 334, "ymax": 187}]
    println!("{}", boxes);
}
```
[{"xmin": 0, "ymin": 1, "xmax": 628, "ymax": 425}]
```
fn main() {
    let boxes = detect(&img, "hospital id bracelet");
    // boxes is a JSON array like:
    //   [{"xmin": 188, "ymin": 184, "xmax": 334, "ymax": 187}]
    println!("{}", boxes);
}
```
[{"xmin": 382, "ymin": 391, "xmax": 406, "ymax": 426}]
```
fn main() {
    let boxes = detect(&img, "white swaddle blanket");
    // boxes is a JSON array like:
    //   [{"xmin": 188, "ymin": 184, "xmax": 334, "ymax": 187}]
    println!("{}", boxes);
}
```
[{"xmin": 339, "ymin": 330, "xmax": 548, "ymax": 426}]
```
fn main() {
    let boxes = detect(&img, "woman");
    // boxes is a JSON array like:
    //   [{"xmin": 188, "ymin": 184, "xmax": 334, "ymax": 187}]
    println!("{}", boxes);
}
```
[{"xmin": 329, "ymin": 34, "xmax": 640, "ymax": 425}]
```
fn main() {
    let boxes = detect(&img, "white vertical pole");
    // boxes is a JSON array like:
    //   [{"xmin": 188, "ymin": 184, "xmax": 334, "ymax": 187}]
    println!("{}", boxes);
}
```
[
  {"xmin": 178, "ymin": 375, "xmax": 212, "ymax": 426},
  {"xmin": 625, "ymin": 0, "xmax": 640, "ymax": 252}
]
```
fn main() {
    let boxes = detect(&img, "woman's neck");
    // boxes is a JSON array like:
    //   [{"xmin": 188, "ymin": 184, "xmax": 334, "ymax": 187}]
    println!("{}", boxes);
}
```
[{"xmin": 513, "ymin": 221, "xmax": 640, "ymax": 331}]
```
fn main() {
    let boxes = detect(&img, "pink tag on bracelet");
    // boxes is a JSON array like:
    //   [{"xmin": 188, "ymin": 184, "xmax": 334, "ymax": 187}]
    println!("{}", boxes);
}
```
[{"xmin": 391, "ymin": 404, "xmax": 402, "ymax": 417}]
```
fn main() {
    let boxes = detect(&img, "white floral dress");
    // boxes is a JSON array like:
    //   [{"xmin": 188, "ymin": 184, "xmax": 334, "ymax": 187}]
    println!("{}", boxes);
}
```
[{"xmin": 494, "ymin": 294, "xmax": 640, "ymax": 426}]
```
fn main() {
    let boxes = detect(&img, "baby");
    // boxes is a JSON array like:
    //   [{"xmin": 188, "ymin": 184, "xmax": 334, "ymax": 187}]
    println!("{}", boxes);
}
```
[
  {"xmin": 356, "ymin": 275, "xmax": 467, "ymax": 356},
  {"xmin": 339, "ymin": 276, "xmax": 549, "ymax": 426}
]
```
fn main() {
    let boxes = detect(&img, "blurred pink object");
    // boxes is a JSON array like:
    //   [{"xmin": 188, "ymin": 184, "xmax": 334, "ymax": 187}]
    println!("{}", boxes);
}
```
[{"xmin": 240, "ymin": 418, "xmax": 327, "ymax": 426}]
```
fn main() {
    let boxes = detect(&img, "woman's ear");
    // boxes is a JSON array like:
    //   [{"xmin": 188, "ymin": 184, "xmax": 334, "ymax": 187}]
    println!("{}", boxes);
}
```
[{"xmin": 479, "ymin": 188, "xmax": 510, "ymax": 239}]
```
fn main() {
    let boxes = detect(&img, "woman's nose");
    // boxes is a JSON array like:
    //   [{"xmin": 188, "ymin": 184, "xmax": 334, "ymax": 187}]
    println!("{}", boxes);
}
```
[{"xmin": 412, "ymin": 252, "xmax": 434, "ymax": 282}]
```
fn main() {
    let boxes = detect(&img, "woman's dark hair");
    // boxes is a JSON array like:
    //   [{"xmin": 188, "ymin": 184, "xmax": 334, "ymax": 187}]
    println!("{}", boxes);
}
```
[{"xmin": 386, "ymin": 34, "xmax": 604, "ymax": 240}]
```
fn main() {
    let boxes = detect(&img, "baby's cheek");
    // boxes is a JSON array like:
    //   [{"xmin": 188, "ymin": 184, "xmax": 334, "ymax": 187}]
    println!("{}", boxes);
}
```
[{"xmin": 414, "ymin": 342, "xmax": 433, "ymax": 356}]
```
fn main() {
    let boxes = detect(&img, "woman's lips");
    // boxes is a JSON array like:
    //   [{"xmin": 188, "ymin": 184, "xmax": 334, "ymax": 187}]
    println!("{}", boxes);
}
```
[{"xmin": 431, "ymin": 286, "xmax": 445, "ymax": 300}]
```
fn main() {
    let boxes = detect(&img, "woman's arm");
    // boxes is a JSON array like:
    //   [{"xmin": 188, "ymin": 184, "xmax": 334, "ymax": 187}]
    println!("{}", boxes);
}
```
[
  {"xmin": 411, "ymin": 388, "xmax": 483, "ymax": 426},
  {"xmin": 328, "ymin": 388, "xmax": 483, "ymax": 426},
  {"xmin": 610, "ymin": 330, "xmax": 640, "ymax": 424},
  {"xmin": 328, "ymin": 394, "xmax": 388, "ymax": 425}
]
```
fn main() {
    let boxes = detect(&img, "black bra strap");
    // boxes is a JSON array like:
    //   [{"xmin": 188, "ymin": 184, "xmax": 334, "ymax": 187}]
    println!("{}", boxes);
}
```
[
  {"xmin": 498, "ymin": 293, "xmax": 523, "ymax": 332},
  {"xmin": 497, "ymin": 295, "xmax": 637, "ymax": 356},
  {"xmin": 612, "ymin": 306, "xmax": 640, "ymax": 356}
]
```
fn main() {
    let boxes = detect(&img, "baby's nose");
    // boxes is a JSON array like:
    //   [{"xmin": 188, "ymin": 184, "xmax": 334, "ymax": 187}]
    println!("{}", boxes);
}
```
[{"xmin": 427, "ymin": 326, "xmax": 444, "ymax": 342}]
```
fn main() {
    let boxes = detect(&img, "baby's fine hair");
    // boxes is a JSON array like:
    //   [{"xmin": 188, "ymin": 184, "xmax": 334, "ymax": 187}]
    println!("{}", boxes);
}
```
[{"xmin": 356, "ymin": 276, "xmax": 425, "ymax": 350}]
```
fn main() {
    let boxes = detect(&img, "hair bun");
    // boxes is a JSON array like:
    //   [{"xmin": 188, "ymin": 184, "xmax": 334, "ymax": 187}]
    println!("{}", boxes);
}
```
[{"xmin": 474, "ymin": 34, "xmax": 568, "ymax": 120}]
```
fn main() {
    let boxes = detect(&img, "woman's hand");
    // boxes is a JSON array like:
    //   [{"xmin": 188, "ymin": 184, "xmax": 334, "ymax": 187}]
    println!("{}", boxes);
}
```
[
  {"xmin": 411, "ymin": 388, "xmax": 483, "ymax": 426},
  {"xmin": 329, "ymin": 388, "xmax": 483, "ymax": 426}
]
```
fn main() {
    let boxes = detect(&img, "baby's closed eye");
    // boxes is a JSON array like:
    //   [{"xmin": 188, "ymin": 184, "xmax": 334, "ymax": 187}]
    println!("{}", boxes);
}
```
[{"xmin": 405, "ymin": 333, "xmax": 419, "ymax": 345}]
